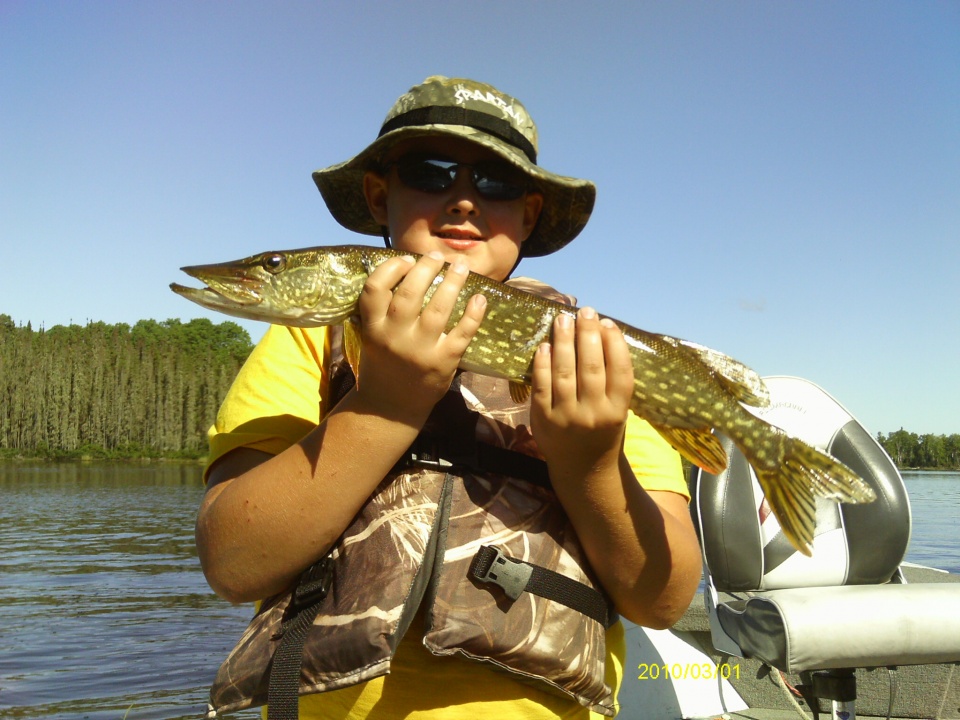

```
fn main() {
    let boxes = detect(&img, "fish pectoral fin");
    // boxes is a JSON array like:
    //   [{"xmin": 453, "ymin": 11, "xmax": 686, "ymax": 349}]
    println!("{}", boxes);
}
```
[
  {"xmin": 509, "ymin": 381, "xmax": 531, "ymax": 404},
  {"xmin": 679, "ymin": 341, "xmax": 770, "ymax": 408},
  {"xmin": 657, "ymin": 426, "xmax": 728, "ymax": 475},
  {"xmin": 753, "ymin": 436, "xmax": 877, "ymax": 557},
  {"xmin": 343, "ymin": 318, "xmax": 363, "ymax": 387}
]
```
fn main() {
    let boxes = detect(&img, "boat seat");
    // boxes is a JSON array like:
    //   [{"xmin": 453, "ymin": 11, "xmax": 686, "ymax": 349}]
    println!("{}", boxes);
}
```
[{"xmin": 691, "ymin": 376, "xmax": 960, "ymax": 718}]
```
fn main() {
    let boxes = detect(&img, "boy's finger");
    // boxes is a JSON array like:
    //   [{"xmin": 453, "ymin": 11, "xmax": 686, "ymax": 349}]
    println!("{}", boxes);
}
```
[
  {"xmin": 442, "ymin": 293, "xmax": 487, "ymax": 355},
  {"xmin": 359, "ymin": 255, "xmax": 416, "ymax": 318},
  {"xmin": 549, "ymin": 312, "xmax": 578, "ymax": 401},
  {"xmin": 420, "ymin": 260, "xmax": 470, "ymax": 332},
  {"xmin": 530, "ymin": 342, "xmax": 553, "ymax": 409},
  {"xmin": 575, "ymin": 308, "xmax": 607, "ymax": 399},
  {"xmin": 601, "ymin": 318, "xmax": 635, "ymax": 402},
  {"xmin": 388, "ymin": 252, "xmax": 447, "ymax": 316}
]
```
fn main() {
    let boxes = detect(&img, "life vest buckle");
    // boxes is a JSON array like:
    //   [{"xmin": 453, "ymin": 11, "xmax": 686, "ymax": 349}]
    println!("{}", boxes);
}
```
[
  {"xmin": 401, "ymin": 434, "xmax": 478, "ymax": 472},
  {"xmin": 272, "ymin": 555, "xmax": 335, "ymax": 641},
  {"xmin": 469, "ymin": 545, "xmax": 533, "ymax": 601},
  {"xmin": 404, "ymin": 451, "xmax": 455, "ymax": 470},
  {"xmin": 291, "ymin": 556, "xmax": 334, "ymax": 612}
]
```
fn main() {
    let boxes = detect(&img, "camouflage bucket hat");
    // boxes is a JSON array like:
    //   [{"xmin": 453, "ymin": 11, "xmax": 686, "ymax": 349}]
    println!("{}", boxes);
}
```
[{"xmin": 312, "ymin": 76, "xmax": 596, "ymax": 257}]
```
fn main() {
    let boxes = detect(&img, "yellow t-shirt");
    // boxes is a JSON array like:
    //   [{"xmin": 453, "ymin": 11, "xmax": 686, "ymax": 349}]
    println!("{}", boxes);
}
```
[{"xmin": 207, "ymin": 324, "xmax": 689, "ymax": 719}]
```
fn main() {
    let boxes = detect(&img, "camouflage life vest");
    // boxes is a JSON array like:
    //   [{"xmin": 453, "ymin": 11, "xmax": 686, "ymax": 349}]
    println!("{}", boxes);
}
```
[{"xmin": 206, "ymin": 279, "xmax": 618, "ymax": 719}]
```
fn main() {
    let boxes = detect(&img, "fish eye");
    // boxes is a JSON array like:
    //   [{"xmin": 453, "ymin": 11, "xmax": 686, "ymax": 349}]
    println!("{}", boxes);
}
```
[{"xmin": 262, "ymin": 253, "xmax": 286, "ymax": 274}]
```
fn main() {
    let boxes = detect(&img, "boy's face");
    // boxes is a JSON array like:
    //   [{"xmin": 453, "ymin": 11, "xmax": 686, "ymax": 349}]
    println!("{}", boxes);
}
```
[{"xmin": 363, "ymin": 136, "xmax": 543, "ymax": 281}]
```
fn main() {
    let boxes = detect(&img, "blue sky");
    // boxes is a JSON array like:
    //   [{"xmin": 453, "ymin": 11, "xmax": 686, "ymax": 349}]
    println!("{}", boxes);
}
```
[{"xmin": 2, "ymin": 1, "xmax": 958, "ymax": 435}]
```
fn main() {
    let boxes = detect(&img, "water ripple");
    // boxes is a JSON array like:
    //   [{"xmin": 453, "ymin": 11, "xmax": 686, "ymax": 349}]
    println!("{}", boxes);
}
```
[
  {"xmin": 0, "ymin": 463, "xmax": 260, "ymax": 720},
  {"xmin": 1, "ymin": 463, "xmax": 956, "ymax": 718}
]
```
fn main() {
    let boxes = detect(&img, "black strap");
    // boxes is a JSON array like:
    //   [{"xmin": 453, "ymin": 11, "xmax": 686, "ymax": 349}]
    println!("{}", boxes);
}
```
[
  {"xmin": 379, "ymin": 106, "xmax": 537, "ymax": 164},
  {"xmin": 267, "ymin": 557, "xmax": 334, "ymax": 720},
  {"xmin": 399, "ymin": 435, "xmax": 552, "ymax": 489},
  {"xmin": 469, "ymin": 545, "xmax": 613, "ymax": 627},
  {"xmin": 330, "ymin": 361, "xmax": 551, "ymax": 489},
  {"xmin": 477, "ymin": 443, "xmax": 552, "ymax": 488}
]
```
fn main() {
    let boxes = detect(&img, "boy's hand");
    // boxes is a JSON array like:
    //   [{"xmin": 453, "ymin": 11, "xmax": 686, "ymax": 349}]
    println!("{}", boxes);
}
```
[
  {"xmin": 529, "ymin": 308, "xmax": 635, "ymax": 479},
  {"xmin": 354, "ymin": 251, "xmax": 486, "ymax": 426}
]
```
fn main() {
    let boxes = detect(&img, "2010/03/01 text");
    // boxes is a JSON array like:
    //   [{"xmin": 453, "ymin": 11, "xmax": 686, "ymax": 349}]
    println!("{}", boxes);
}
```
[{"xmin": 637, "ymin": 663, "xmax": 741, "ymax": 681}]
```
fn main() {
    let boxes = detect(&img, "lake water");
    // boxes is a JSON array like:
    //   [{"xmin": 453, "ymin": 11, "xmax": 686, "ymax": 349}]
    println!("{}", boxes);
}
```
[{"xmin": 1, "ymin": 464, "xmax": 957, "ymax": 719}]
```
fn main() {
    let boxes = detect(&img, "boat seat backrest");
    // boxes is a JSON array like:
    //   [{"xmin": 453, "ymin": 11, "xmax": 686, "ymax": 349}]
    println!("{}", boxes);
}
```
[{"xmin": 693, "ymin": 376, "xmax": 911, "ymax": 593}]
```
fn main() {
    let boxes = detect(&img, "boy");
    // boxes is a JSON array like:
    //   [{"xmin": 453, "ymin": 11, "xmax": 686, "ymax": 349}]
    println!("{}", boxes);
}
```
[{"xmin": 197, "ymin": 76, "xmax": 701, "ymax": 719}]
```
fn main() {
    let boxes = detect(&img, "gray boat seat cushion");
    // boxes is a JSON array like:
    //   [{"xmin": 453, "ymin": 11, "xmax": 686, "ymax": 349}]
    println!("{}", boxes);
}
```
[
  {"xmin": 693, "ymin": 376, "xmax": 960, "ymax": 673},
  {"xmin": 717, "ymin": 584, "xmax": 960, "ymax": 672}
]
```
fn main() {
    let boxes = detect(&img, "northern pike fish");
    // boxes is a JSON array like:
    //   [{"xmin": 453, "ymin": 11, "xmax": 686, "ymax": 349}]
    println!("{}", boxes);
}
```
[{"xmin": 171, "ymin": 244, "xmax": 875, "ymax": 554}]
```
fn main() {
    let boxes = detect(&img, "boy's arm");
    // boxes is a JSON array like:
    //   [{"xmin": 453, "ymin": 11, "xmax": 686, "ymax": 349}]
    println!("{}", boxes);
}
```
[
  {"xmin": 529, "ymin": 309, "xmax": 703, "ymax": 629},
  {"xmin": 196, "ymin": 253, "xmax": 486, "ymax": 603}
]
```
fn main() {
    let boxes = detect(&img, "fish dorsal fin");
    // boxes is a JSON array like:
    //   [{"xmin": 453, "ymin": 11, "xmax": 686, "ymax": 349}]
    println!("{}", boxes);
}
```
[
  {"xmin": 343, "ymin": 318, "xmax": 363, "ymax": 387},
  {"xmin": 678, "ymin": 340, "xmax": 770, "ymax": 408},
  {"xmin": 509, "ymin": 381, "xmax": 531, "ymax": 404},
  {"xmin": 656, "ymin": 426, "xmax": 729, "ymax": 475}
]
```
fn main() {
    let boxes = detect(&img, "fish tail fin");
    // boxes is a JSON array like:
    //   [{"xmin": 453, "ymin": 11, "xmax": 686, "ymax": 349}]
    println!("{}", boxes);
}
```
[{"xmin": 753, "ymin": 435, "xmax": 877, "ymax": 556}]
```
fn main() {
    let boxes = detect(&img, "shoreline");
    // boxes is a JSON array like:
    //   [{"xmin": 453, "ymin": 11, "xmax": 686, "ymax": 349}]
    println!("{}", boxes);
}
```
[
  {"xmin": 2, "ymin": 455, "xmax": 956, "ymax": 472},
  {"xmin": 0, "ymin": 454, "xmax": 208, "ymax": 465}
]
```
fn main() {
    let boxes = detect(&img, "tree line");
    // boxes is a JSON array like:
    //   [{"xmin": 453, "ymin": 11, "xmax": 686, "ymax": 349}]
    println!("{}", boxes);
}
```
[
  {"xmin": 0, "ymin": 313, "xmax": 957, "ymax": 468},
  {"xmin": 0, "ymin": 314, "xmax": 253, "ymax": 460},
  {"xmin": 876, "ymin": 429, "xmax": 960, "ymax": 471}
]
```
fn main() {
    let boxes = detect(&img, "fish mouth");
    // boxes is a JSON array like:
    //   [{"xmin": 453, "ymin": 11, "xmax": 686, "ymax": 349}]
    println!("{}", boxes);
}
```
[
  {"xmin": 170, "ymin": 264, "xmax": 265, "ymax": 308},
  {"xmin": 169, "ymin": 282, "xmax": 262, "ymax": 309}
]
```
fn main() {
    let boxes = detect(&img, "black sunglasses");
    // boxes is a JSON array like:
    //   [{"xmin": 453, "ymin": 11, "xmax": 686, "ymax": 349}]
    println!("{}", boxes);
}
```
[{"xmin": 385, "ymin": 155, "xmax": 530, "ymax": 201}]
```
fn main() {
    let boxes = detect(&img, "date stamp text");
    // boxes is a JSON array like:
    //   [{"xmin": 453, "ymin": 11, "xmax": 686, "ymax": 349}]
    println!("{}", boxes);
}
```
[{"xmin": 637, "ymin": 662, "xmax": 741, "ymax": 681}]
